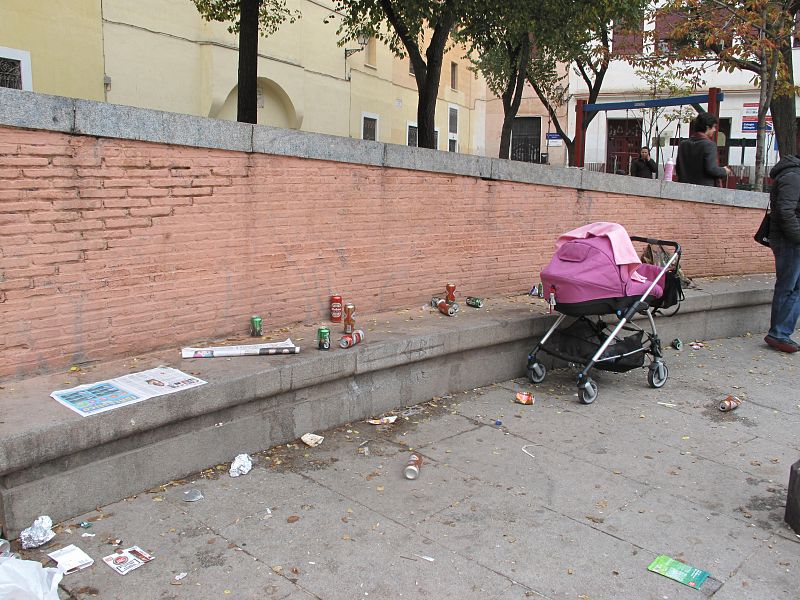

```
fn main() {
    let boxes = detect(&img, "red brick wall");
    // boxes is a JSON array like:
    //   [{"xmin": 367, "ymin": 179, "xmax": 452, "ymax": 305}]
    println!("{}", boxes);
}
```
[{"xmin": 0, "ymin": 126, "xmax": 773, "ymax": 379}]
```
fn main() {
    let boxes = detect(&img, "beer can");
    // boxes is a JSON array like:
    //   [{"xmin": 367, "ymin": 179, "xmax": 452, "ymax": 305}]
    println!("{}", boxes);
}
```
[
  {"xmin": 404, "ymin": 453, "xmax": 423, "ymax": 480},
  {"xmin": 445, "ymin": 282, "xmax": 456, "ymax": 304},
  {"xmin": 431, "ymin": 296, "xmax": 443, "ymax": 308},
  {"xmin": 465, "ymin": 296, "xmax": 484, "ymax": 308},
  {"xmin": 339, "ymin": 329, "xmax": 364, "ymax": 348},
  {"xmin": 317, "ymin": 327, "xmax": 331, "ymax": 350},
  {"xmin": 719, "ymin": 395, "xmax": 742, "ymax": 412},
  {"xmin": 250, "ymin": 315, "xmax": 263, "ymax": 337},
  {"xmin": 330, "ymin": 295, "xmax": 343, "ymax": 323},
  {"xmin": 343, "ymin": 303, "xmax": 356, "ymax": 334},
  {"xmin": 437, "ymin": 298, "xmax": 456, "ymax": 316}
]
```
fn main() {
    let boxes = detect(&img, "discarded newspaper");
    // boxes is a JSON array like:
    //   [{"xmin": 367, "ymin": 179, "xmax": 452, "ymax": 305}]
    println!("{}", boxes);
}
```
[
  {"xmin": 51, "ymin": 367, "xmax": 206, "ymax": 417},
  {"xmin": 181, "ymin": 338, "xmax": 299, "ymax": 358}
]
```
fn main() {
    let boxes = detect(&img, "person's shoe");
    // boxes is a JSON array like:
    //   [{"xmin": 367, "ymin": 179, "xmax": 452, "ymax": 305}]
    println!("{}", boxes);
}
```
[{"xmin": 764, "ymin": 335, "xmax": 799, "ymax": 353}]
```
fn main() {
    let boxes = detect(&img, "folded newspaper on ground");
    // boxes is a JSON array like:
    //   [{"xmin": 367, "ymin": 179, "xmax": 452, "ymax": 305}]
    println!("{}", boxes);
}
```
[
  {"xmin": 51, "ymin": 367, "xmax": 207, "ymax": 417},
  {"xmin": 181, "ymin": 338, "xmax": 299, "ymax": 358},
  {"xmin": 102, "ymin": 546, "xmax": 154, "ymax": 575},
  {"xmin": 47, "ymin": 545, "xmax": 94, "ymax": 574}
]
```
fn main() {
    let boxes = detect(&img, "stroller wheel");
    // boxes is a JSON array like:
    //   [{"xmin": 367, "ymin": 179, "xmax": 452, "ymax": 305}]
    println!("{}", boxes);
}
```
[
  {"xmin": 578, "ymin": 379, "xmax": 598, "ymax": 405},
  {"xmin": 528, "ymin": 362, "xmax": 546, "ymax": 384},
  {"xmin": 647, "ymin": 361, "xmax": 669, "ymax": 389}
]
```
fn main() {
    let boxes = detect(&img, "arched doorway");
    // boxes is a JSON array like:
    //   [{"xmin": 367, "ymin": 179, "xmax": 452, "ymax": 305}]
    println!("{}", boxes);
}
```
[{"xmin": 216, "ymin": 78, "xmax": 299, "ymax": 128}]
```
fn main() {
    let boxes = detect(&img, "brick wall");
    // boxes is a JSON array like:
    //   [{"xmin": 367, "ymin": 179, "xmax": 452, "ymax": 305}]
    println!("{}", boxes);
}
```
[{"xmin": 0, "ymin": 126, "xmax": 773, "ymax": 379}]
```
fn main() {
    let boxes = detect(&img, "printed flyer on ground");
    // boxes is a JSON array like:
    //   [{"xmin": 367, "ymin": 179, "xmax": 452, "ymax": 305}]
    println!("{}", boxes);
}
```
[
  {"xmin": 51, "ymin": 367, "xmax": 207, "ymax": 417},
  {"xmin": 647, "ymin": 554, "xmax": 710, "ymax": 589}
]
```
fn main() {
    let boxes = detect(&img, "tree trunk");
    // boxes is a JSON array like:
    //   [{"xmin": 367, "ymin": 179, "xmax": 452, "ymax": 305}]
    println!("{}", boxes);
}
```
[
  {"xmin": 417, "ymin": 68, "xmax": 441, "ymax": 149},
  {"xmin": 770, "ymin": 35, "xmax": 797, "ymax": 157},
  {"xmin": 499, "ymin": 39, "xmax": 529, "ymax": 160},
  {"xmin": 237, "ymin": 0, "xmax": 260, "ymax": 124}
]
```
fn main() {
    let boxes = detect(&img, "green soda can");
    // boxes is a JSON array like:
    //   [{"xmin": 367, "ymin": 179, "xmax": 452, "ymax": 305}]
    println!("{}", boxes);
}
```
[
  {"xmin": 317, "ymin": 327, "xmax": 331, "ymax": 350},
  {"xmin": 465, "ymin": 296, "xmax": 484, "ymax": 308},
  {"xmin": 250, "ymin": 315, "xmax": 263, "ymax": 337}
]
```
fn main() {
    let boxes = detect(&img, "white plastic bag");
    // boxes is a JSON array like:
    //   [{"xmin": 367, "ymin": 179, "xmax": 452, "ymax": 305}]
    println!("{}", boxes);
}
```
[{"xmin": 0, "ymin": 556, "xmax": 63, "ymax": 600}]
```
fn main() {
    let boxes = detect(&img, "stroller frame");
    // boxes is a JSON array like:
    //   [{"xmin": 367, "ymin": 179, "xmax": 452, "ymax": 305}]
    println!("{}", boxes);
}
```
[{"xmin": 527, "ymin": 236, "xmax": 682, "ymax": 404}]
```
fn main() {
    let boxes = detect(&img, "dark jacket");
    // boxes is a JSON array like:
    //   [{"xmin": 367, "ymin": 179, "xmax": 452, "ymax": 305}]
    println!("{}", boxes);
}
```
[
  {"xmin": 630, "ymin": 157, "xmax": 657, "ymax": 178},
  {"xmin": 768, "ymin": 155, "xmax": 800, "ymax": 245},
  {"xmin": 675, "ymin": 133, "xmax": 727, "ymax": 186}
]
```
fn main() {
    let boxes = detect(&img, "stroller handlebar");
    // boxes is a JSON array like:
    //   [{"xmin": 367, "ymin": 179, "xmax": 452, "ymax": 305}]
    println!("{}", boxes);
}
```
[{"xmin": 630, "ymin": 236, "xmax": 682, "ymax": 255}]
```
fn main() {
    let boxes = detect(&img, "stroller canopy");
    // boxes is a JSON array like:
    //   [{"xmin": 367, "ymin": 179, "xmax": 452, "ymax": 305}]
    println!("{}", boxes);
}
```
[{"xmin": 541, "ymin": 223, "xmax": 664, "ymax": 308}]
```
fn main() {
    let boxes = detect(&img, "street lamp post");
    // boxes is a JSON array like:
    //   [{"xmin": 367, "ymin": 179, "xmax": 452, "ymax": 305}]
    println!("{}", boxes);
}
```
[{"xmin": 344, "ymin": 34, "xmax": 369, "ymax": 80}]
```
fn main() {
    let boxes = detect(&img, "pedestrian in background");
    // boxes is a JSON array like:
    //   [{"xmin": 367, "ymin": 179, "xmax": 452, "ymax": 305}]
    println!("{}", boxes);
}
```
[
  {"xmin": 676, "ymin": 112, "xmax": 732, "ymax": 186},
  {"xmin": 764, "ymin": 155, "xmax": 800, "ymax": 353},
  {"xmin": 630, "ymin": 147, "xmax": 657, "ymax": 179}
]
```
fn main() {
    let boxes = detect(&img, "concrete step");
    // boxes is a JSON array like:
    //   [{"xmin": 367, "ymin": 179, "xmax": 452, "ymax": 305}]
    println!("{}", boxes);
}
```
[{"xmin": 0, "ymin": 275, "xmax": 774, "ymax": 537}]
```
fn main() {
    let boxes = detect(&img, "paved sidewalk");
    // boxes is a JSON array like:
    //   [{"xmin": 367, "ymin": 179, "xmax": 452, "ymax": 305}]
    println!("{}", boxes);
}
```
[{"xmin": 17, "ymin": 333, "xmax": 800, "ymax": 599}]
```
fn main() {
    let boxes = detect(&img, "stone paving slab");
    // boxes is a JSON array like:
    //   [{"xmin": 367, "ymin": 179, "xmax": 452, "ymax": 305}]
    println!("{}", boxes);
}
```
[{"xmin": 8, "ymin": 332, "xmax": 800, "ymax": 600}]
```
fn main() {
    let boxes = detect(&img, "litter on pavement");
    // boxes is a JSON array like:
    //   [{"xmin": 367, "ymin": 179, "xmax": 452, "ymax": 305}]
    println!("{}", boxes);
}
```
[
  {"xmin": 229, "ymin": 454, "xmax": 253, "ymax": 477},
  {"xmin": 102, "ymin": 546, "xmax": 155, "ymax": 575},
  {"xmin": 20, "ymin": 516, "xmax": 55, "ymax": 549},
  {"xmin": 0, "ymin": 555, "xmax": 63, "ymax": 600},
  {"xmin": 367, "ymin": 415, "xmax": 397, "ymax": 425},
  {"xmin": 182, "ymin": 489, "xmax": 204, "ymax": 502},
  {"xmin": 515, "ymin": 391, "xmax": 534, "ymax": 405},
  {"xmin": 719, "ymin": 395, "xmax": 743, "ymax": 412},
  {"xmin": 301, "ymin": 433, "xmax": 324, "ymax": 447},
  {"xmin": 47, "ymin": 544, "xmax": 94, "ymax": 574},
  {"xmin": 647, "ymin": 554, "xmax": 710, "ymax": 589}
]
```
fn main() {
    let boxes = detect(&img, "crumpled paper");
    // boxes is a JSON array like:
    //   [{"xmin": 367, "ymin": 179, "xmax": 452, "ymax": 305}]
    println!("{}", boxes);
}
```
[
  {"xmin": 229, "ymin": 454, "xmax": 253, "ymax": 477},
  {"xmin": 20, "ymin": 516, "xmax": 55, "ymax": 549}
]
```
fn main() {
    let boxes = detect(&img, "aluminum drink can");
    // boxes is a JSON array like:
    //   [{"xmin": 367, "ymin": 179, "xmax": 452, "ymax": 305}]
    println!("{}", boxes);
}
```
[
  {"xmin": 250, "ymin": 316, "xmax": 263, "ymax": 337},
  {"xmin": 437, "ymin": 298, "xmax": 456, "ymax": 316},
  {"xmin": 330, "ymin": 295, "xmax": 343, "ymax": 323},
  {"xmin": 343, "ymin": 303, "xmax": 356, "ymax": 334},
  {"xmin": 339, "ymin": 329, "xmax": 364, "ymax": 348},
  {"xmin": 465, "ymin": 296, "xmax": 484, "ymax": 308},
  {"xmin": 445, "ymin": 282, "xmax": 457, "ymax": 304},
  {"xmin": 317, "ymin": 327, "xmax": 331, "ymax": 350},
  {"xmin": 431, "ymin": 296, "xmax": 442, "ymax": 308},
  {"xmin": 404, "ymin": 453, "xmax": 423, "ymax": 480}
]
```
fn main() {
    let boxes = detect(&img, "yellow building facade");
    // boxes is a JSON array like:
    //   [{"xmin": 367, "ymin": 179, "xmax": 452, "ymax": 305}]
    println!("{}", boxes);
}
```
[{"xmin": 0, "ymin": 0, "xmax": 563, "ymax": 163}]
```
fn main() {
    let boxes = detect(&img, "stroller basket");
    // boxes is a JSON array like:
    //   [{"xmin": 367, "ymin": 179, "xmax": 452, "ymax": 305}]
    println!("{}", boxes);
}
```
[{"xmin": 554, "ymin": 317, "xmax": 645, "ymax": 373}]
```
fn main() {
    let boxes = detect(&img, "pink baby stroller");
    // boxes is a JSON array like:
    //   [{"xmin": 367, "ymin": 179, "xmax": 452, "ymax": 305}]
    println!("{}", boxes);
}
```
[{"xmin": 527, "ymin": 223, "xmax": 682, "ymax": 404}]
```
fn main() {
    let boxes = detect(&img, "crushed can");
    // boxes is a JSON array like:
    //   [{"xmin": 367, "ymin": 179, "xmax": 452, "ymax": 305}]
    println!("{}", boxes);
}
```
[
  {"xmin": 437, "ymin": 298, "xmax": 457, "ymax": 316},
  {"xmin": 404, "ymin": 453, "xmax": 423, "ymax": 480},
  {"xmin": 719, "ymin": 395, "xmax": 742, "ymax": 412},
  {"xmin": 339, "ymin": 329, "xmax": 364, "ymax": 348},
  {"xmin": 515, "ymin": 391, "xmax": 534, "ymax": 405},
  {"xmin": 465, "ymin": 296, "xmax": 484, "ymax": 308}
]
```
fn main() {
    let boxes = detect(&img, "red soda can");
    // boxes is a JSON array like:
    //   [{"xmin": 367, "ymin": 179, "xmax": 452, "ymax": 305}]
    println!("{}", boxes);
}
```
[
  {"xmin": 437, "ymin": 298, "xmax": 456, "ymax": 316},
  {"xmin": 330, "ymin": 295, "xmax": 343, "ymax": 323},
  {"xmin": 404, "ymin": 453, "xmax": 423, "ymax": 480},
  {"xmin": 445, "ymin": 282, "xmax": 456, "ymax": 304},
  {"xmin": 339, "ymin": 329, "xmax": 364, "ymax": 348},
  {"xmin": 343, "ymin": 303, "xmax": 356, "ymax": 334}
]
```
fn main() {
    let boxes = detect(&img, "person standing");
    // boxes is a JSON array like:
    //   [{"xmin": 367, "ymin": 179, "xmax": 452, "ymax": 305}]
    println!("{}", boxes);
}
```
[
  {"xmin": 764, "ymin": 155, "xmax": 800, "ymax": 353},
  {"xmin": 630, "ymin": 147, "xmax": 657, "ymax": 179},
  {"xmin": 675, "ymin": 112, "xmax": 732, "ymax": 186}
]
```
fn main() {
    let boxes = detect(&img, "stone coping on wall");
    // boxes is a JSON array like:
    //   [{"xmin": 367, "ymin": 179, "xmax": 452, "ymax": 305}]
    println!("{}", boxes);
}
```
[{"xmin": 0, "ymin": 87, "xmax": 769, "ymax": 209}]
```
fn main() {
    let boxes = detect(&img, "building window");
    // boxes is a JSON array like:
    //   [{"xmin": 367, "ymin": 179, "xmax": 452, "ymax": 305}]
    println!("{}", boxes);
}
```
[
  {"xmin": 408, "ymin": 124, "xmax": 439, "ymax": 149},
  {"xmin": 407, "ymin": 125, "xmax": 418, "ymax": 147},
  {"xmin": 510, "ymin": 117, "xmax": 542, "ymax": 163},
  {"xmin": 0, "ymin": 58, "xmax": 22, "ymax": 89},
  {"xmin": 409, "ymin": 60, "xmax": 415, "ymax": 76},
  {"xmin": 0, "ymin": 46, "xmax": 32, "ymax": 90},
  {"xmin": 450, "ymin": 62, "xmax": 458, "ymax": 90},
  {"xmin": 448, "ymin": 106, "xmax": 458, "ymax": 152},
  {"xmin": 362, "ymin": 113, "xmax": 378, "ymax": 141}
]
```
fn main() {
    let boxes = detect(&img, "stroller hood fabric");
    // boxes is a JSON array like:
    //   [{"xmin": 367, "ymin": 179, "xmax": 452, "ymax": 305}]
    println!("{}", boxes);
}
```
[
  {"xmin": 541, "ymin": 233, "xmax": 664, "ymax": 307},
  {"xmin": 555, "ymin": 222, "xmax": 641, "ymax": 280}
]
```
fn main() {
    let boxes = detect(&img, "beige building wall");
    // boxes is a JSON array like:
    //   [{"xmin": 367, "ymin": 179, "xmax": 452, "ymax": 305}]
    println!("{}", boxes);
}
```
[
  {"xmin": 1, "ymin": 0, "xmax": 538, "ymax": 159},
  {"xmin": 0, "ymin": 0, "xmax": 105, "ymax": 100}
]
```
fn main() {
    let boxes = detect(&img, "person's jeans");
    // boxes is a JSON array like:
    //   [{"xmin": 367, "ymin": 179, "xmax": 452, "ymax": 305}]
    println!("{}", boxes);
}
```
[{"xmin": 769, "ymin": 237, "xmax": 800, "ymax": 341}]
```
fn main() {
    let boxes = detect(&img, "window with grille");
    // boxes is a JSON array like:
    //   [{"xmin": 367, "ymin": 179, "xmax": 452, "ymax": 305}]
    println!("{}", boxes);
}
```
[
  {"xmin": 407, "ymin": 125, "xmax": 418, "ymax": 147},
  {"xmin": 0, "ymin": 58, "xmax": 22, "ymax": 90},
  {"xmin": 448, "ymin": 107, "xmax": 458, "ymax": 134},
  {"xmin": 448, "ymin": 139, "xmax": 457, "ymax": 152},
  {"xmin": 362, "ymin": 115, "xmax": 377, "ymax": 141},
  {"xmin": 450, "ymin": 62, "xmax": 458, "ymax": 90}
]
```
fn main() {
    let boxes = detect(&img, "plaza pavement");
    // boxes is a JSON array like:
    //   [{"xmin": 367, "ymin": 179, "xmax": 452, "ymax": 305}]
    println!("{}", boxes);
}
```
[{"xmin": 15, "ymin": 333, "xmax": 800, "ymax": 599}]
